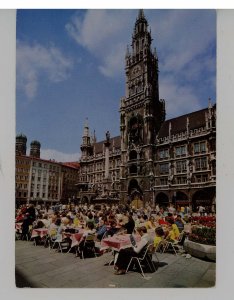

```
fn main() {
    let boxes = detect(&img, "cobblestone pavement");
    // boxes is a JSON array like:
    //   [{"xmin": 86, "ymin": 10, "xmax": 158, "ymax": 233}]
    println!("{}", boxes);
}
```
[{"xmin": 15, "ymin": 240, "xmax": 215, "ymax": 288}]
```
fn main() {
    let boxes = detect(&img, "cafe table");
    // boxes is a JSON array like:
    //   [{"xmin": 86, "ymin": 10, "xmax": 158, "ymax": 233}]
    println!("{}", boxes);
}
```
[
  {"xmin": 101, "ymin": 233, "xmax": 141, "ymax": 252},
  {"xmin": 31, "ymin": 228, "xmax": 49, "ymax": 239},
  {"xmin": 63, "ymin": 229, "xmax": 85, "ymax": 252},
  {"xmin": 15, "ymin": 222, "xmax": 23, "ymax": 232}
]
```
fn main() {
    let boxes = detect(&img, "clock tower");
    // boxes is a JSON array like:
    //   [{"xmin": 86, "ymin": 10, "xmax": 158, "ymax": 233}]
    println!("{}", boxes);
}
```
[{"xmin": 119, "ymin": 9, "xmax": 165, "ymax": 205}]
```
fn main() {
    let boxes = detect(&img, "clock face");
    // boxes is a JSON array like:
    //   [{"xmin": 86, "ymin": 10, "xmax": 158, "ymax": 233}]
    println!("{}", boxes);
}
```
[{"xmin": 132, "ymin": 65, "xmax": 141, "ymax": 77}]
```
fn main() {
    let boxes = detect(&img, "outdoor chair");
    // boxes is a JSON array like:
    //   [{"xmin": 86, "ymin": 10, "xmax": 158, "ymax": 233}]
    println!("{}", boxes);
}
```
[
  {"xmin": 49, "ymin": 228, "xmax": 69, "ymax": 253},
  {"xmin": 162, "ymin": 231, "xmax": 184, "ymax": 255},
  {"xmin": 45, "ymin": 228, "xmax": 58, "ymax": 250},
  {"xmin": 78, "ymin": 234, "xmax": 98, "ymax": 260},
  {"xmin": 51, "ymin": 234, "xmax": 70, "ymax": 253},
  {"xmin": 152, "ymin": 240, "xmax": 164, "ymax": 264},
  {"xmin": 126, "ymin": 243, "xmax": 156, "ymax": 278}
]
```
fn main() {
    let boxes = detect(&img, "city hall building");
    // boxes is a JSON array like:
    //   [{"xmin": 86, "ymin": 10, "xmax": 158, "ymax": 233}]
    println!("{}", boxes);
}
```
[
  {"xmin": 16, "ymin": 10, "xmax": 216, "ymax": 211},
  {"xmin": 77, "ymin": 10, "xmax": 216, "ymax": 211}
]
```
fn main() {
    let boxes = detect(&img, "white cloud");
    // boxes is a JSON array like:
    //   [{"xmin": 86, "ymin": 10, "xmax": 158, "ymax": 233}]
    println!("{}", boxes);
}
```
[
  {"xmin": 160, "ymin": 75, "xmax": 201, "ymax": 119},
  {"xmin": 16, "ymin": 41, "xmax": 73, "ymax": 99},
  {"xmin": 150, "ymin": 10, "xmax": 216, "ymax": 71},
  {"xmin": 66, "ymin": 10, "xmax": 215, "ymax": 82},
  {"xmin": 40, "ymin": 149, "xmax": 81, "ymax": 162},
  {"xmin": 66, "ymin": 10, "xmax": 135, "ymax": 78},
  {"xmin": 65, "ymin": 10, "xmax": 216, "ymax": 118}
]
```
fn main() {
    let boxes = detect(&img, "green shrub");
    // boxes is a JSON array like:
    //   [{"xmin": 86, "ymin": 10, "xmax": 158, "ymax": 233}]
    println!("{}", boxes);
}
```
[{"xmin": 189, "ymin": 226, "xmax": 216, "ymax": 245}]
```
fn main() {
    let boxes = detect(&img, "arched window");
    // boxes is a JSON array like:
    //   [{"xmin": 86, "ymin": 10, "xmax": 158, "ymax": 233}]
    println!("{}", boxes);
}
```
[
  {"xmin": 129, "ymin": 164, "xmax": 137, "ymax": 174},
  {"xmin": 129, "ymin": 150, "xmax": 137, "ymax": 160},
  {"xmin": 136, "ymin": 41, "xmax": 139, "ymax": 53}
]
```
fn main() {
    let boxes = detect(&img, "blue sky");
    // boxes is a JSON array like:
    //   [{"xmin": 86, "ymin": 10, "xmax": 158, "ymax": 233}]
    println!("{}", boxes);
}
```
[{"xmin": 16, "ymin": 9, "xmax": 216, "ymax": 162}]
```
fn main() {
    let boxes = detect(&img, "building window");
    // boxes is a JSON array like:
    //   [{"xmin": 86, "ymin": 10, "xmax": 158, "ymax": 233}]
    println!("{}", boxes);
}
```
[
  {"xmin": 175, "ymin": 145, "xmax": 186, "ymax": 157},
  {"xmin": 195, "ymin": 157, "xmax": 207, "ymax": 170},
  {"xmin": 159, "ymin": 148, "xmax": 169, "ymax": 159},
  {"xmin": 129, "ymin": 150, "xmax": 137, "ymax": 160},
  {"xmin": 176, "ymin": 160, "xmax": 187, "ymax": 173},
  {"xmin": 160, "ymin": 178, "xmax": 168, "ymax": 185},
  {"xmin": 176, "ymin": 177, "xmax": 187, "ymax": 184},
  {"xmin": 159, "ymin": 163, "xmax": 169, "ymax": 174},
  {"xmin": 195, "ymin": 174, "xmax": 208, "ymax": 182},
  {"xmin": 194, "ymin": 141, "xmax": 206, "ymax": 154}
]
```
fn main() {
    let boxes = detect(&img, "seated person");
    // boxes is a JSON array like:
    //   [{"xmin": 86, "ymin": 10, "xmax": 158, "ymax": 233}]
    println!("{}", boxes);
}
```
[
  {"xmin": 55, "ymin": 218, "xmax": 64, "ymax": 238},
  {"xmin": 114, "ymin": 226, "xmax": 150, "ymax": 275},
  {"xmin": 78, "ymin": 222, "xmax": 96, "ymax": 258},
  {"xmin": 153, "ymin": 226, "xmax": 165, "ymax": 249},
  {"xmin": 145, "ymin": 216, "xmax": 156, "ymax": 230},
  {"xmin": 63, "ymin": 215, "xmax": 73, "ymax": 228},
  {"xmin": 86, "ymin": 212, "xmax": 95, "ymax": 226},
  {"xmin": 123, "ymin": 212, "xmax": 135, "ymax": 234},
  {"xmin": 107, "ymin": 220, "xmax": 119, "ymax": 236},
  {"xmin": 73, "ymin": 213, "xmax": 80, "ymax": 227},
  {"xmin": 175, "ymin": 215, "xmax": 185, "ymax": 232},
  {"xmin": 164, "ymin": 220, "xmax": 180, "ymax": 242},
  {"xmin": 134, "ymin": 215, "xmax": 143, "ymax": 228},
  {"xmin": 15, "ymin": 211, "xmax": 24, "ymax": 222},
  {"xmin": 165, "ymin": 212, "xmax": 174, "ymax": 223},
  {"xmin": 41, "ymin": 215, "xmax": 50, "ymax": 228},
  {"xmin": 158, "ymin": 216, "xmax": 168, "ymax": 226},
  {"xmin": 79, "ymin": 222, "xmax": 96, "ymax": 245},
  {"xmin": 34, "ymin": 218, "xmax": 45, "ymax": 229},
  {"xmin": 96, "ymin": 219, "xmax": 107, "ymax": 241}
]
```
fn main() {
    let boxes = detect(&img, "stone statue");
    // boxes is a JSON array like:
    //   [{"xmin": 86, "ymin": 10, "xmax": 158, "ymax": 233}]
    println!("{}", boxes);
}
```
[{"xmin": 106, "ymin": 131, "xmax": 110, "ymax": 142}]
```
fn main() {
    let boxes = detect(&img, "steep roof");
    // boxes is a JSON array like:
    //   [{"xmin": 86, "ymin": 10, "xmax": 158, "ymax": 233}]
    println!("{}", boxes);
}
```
[
  {"xmin": 158, "ymin": 108, "xmax": 208, "ymax": 138},
  {"xmin": 61, "ymin": 162, "xmax": 80, "ymax": 169},
  {"xmin": 91, "ymin": 107, "xmax": 215, "ymax": 149},
  {"xmin": 94, "ymin": 136, "xmax": 121, "ymax": 154}
]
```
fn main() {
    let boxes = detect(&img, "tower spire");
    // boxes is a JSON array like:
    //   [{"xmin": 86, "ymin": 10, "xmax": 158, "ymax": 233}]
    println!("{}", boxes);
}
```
[
  {"xmin": 81, "ymin": 117, "xmax": 93, "ymax": 159},
  {"xmin": 83, "ymin": 117, "xmax": 89, "ymax": 137},
  {"xmin": 138, "ymin": 9, "xmax": 145, "ymax": 20}
]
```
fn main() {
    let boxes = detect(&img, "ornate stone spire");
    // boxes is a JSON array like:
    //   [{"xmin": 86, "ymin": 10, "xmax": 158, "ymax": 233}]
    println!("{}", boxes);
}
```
[{"xmin": 138, "ymin": 9, "xmax": 145, "ymax": 20}]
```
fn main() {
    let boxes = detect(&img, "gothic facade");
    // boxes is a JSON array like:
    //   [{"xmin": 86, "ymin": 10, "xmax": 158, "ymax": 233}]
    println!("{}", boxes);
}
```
[{"xmin": 77, "ymin": 10, "xmax": 216, "ymax": 211}]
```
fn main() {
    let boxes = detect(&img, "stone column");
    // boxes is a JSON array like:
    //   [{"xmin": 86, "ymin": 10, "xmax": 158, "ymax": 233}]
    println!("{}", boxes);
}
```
[{"xmin": 104, "ymin": 131, "xmax": 111, "ymax": 180}]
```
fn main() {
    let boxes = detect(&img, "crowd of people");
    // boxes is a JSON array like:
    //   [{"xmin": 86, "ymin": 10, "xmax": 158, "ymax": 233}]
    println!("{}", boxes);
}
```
[{"xmin": 15, "ymin": 202, "xmax": 216, "ymax": 275}]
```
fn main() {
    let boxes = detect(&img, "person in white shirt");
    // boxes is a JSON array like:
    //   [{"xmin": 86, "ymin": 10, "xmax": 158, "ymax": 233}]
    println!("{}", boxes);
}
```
[{"xmin": 114, "ymin": 226, "xmax": 150, "ymax": 275}]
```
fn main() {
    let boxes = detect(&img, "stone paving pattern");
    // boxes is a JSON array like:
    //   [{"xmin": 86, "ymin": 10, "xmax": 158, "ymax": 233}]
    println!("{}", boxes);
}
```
[{"xmin": 15, "ymin": 240, "xmax": 216, "ymax": 288}]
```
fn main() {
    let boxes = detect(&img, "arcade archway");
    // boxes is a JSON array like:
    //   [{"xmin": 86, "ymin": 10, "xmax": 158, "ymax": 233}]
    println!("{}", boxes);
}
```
[
  {"xmin": 174, "ymin": 191, "xmax": 189, "ymax": 210},
  {"xmin": 155, "ymin": 192, "xmax": 169, "ymax": 208},
  {"xmin": 128, "ymin": 179, "xmax": 143, "ymax": 208},
  {"xmin": 192, "ymin": 190, "xmax": 213, "ymax": 211}
]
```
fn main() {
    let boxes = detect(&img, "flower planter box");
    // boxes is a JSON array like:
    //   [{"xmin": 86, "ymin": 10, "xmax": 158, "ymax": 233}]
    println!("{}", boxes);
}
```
[{"xmin": 184, "ymin": 239, "xmax": 216, "ymax": 261}]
